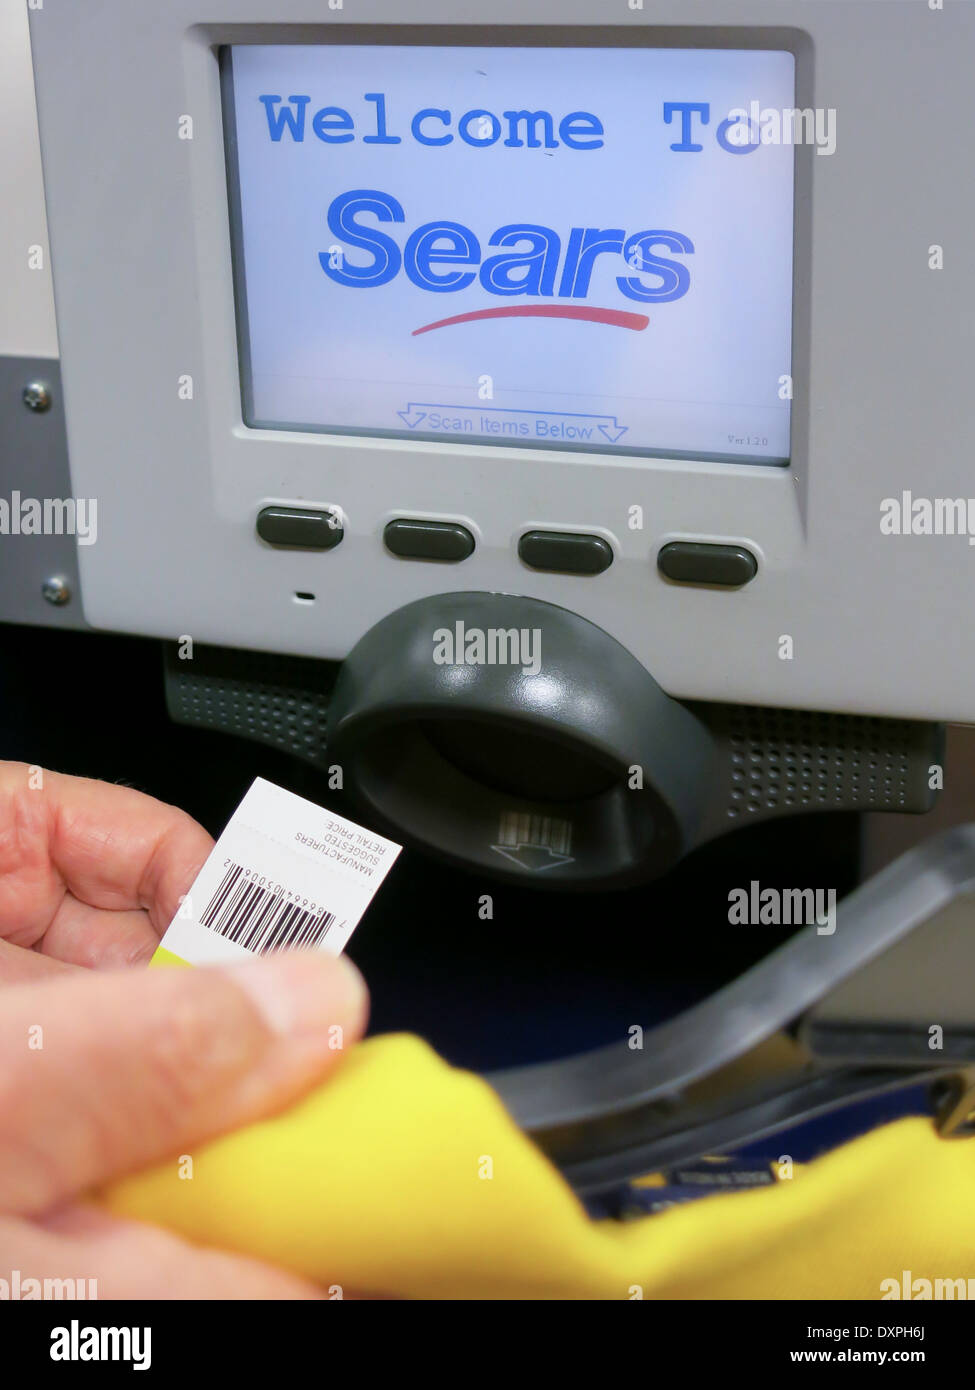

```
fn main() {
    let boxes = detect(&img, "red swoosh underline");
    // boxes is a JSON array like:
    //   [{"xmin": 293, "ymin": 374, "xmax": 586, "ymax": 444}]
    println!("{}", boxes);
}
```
[{"xmin": 412, "ymin": 305, "xmax": 649, "ymax": 336}]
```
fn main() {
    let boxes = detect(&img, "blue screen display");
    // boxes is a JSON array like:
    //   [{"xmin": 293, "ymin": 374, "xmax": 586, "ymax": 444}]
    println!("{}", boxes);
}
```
[{"xmin": 225, "ymin": 43, "xmax": 796, "ymax": 463}]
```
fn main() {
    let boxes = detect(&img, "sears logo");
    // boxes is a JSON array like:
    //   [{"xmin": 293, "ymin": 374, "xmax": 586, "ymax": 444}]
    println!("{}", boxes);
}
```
[{"xmin": 319, "ymin": 190, "xmax": 694, "ymax": 336}]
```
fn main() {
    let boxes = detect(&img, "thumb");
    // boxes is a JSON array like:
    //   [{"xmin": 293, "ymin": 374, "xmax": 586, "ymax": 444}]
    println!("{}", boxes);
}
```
[{"xmin": 0, "ymin": 951, "xmax": 368, "ymax": 1215}]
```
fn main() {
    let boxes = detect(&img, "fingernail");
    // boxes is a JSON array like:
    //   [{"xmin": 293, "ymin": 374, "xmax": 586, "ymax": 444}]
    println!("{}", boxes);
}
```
[{"xmin": 223, "ymin": 952, "xmax": 368, "ymax": 1038}]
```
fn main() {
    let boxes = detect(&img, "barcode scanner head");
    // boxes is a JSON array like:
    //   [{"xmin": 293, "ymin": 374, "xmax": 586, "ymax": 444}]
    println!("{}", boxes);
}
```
[{"xmin": 327, "ymin": 591, "xmax": 714, "ymax": 890}]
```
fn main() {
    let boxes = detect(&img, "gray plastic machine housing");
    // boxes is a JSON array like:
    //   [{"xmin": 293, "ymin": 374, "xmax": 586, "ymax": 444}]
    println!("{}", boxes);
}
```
[{"xmin": 25, "ymin": 1, "xmax": 975, "ymax": 723}]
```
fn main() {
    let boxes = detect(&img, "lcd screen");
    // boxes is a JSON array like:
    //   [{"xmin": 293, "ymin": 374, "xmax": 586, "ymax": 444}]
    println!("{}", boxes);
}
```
[{"xmin": 224, "ymin": 43, "xmax": 796, "ymax": 463}]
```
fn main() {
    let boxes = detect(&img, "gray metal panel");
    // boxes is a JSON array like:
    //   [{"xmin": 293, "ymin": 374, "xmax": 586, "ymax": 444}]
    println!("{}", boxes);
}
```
[
  {"xmin": 0, "ymin": 355, "xmax": 87, "ymax": 631},
  {"xmin": 0, "ymin": 3, "xmax": 58, "ymax": 359}
]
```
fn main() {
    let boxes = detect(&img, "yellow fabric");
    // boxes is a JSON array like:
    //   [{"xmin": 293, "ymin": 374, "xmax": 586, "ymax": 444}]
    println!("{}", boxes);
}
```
[{"xmin": 100, "ymin": 1023, "xmax": 975, "ymax": 1299}]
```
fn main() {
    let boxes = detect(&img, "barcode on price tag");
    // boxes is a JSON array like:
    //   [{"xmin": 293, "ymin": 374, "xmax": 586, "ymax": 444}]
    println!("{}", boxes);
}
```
[
  {"xmin": 200, "ymin": 861, "xmax": 337, "ymax": 954},
  {"xmin": 155, "ymin": 778, "xmax": 401, "ymax": 966}
]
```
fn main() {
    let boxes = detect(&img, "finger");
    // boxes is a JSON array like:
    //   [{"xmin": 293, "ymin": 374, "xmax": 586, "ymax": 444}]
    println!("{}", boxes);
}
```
[
  {"xmin": 0, "ymin": 951, "xmax": 368, "ymax": 1214},
  {"xmin": 0, "ymin": 762, "xmax": 213, "ymax": 945},
  {"xmin": 0, "ymin": 1205, "xmax": 328, "ymax": 1299},
  {"xmin": 37, "ymin": 897, "xmax": 160, "ymax": 971},
  {"xmin": 0, "ymin": 938, "xmax": 78, "ymax": 986},
  {"xmin": 48, "ymin": 770, "xmax": 215, "ymax": 933}
]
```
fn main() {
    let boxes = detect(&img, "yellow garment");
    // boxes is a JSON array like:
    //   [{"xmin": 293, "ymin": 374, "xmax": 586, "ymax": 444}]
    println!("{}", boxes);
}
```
[{"xmin": 99, "ymin": 960, "xmax": 975, "ymax": 1298}]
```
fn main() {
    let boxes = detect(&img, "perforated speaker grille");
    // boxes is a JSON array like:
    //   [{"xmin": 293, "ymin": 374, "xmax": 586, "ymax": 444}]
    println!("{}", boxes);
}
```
[
  {"xmin": 164, "ymin": 643, "xmax": 335, "ymax": 769},
  {"xmin": 697, "ymin": 704, "xmax": 942, "ymax": 831}
]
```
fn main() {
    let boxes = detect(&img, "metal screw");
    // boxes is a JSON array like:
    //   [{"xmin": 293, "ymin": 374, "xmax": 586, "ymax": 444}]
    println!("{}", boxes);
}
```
[
  {"xmin": 23, "ymin": 381, "xmax": 52, "ymax": 413},
  {"xmin": 41, "ymin": 575, "xmax": 70, "ymax": 606}
]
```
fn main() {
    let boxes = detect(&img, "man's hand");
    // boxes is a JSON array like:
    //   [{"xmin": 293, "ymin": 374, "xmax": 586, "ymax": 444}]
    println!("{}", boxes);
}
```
[
  {"xmin": 0, "ymin": 951, "xmax": 368, "ymax": 1297},
  {"xmin": 0, "ymin": 762, "xmax": 214, "ymax": 981}
]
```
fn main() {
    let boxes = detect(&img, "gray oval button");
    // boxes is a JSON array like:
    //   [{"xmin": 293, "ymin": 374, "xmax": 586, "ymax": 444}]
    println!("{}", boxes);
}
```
[
  {"xmin": 256, "ymin": 507, "xmax": 343, "ymax": 550},
  {"xmin": 518, "ymin": 531, "xmax": 613, "ymax": 575},
  {"xmin": 384, "ymin": 519, "xmax": 475, "ymax": 562},
  {"xmin": 658, "ymin": 542, "xmax": 757, "ymax": 587}
]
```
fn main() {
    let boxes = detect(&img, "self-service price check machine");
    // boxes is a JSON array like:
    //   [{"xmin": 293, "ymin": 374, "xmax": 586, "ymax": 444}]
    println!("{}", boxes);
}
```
[{"xmin": 21, "ymin": 1, "xmax": 975, "ymax": 1186}]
